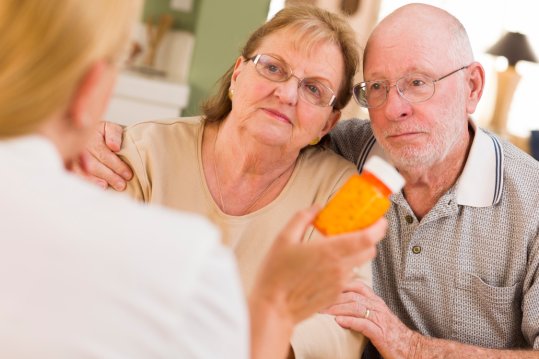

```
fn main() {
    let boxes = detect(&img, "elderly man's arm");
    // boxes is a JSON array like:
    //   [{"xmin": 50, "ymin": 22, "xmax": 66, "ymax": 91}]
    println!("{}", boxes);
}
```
[
  {"xmin": 323, "ymin": 281, "xmax": 539, "ymax": 359},
  {"xmin": 405, "ymin": 335, "xmax": 538, "ymax": 359}
]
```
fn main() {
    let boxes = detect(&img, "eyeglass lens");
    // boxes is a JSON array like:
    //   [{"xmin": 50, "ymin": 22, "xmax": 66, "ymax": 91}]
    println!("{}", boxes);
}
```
[
  {"xmin": 356, "ymin": 73, "xmax": 435, "ymax": 108},
  {"xmin": 354, "ymin": 66, "xmax": 467, "ymax": 108},
  {"xmin": 252, "ymin": 54, "xmax": 336, "ymax": 107}
]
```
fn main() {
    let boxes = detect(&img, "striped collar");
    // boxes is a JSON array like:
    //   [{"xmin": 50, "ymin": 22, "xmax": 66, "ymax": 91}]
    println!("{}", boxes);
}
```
[{"xmin": 356, "ymin": 120, "xmax": 504, "ymax": 207}]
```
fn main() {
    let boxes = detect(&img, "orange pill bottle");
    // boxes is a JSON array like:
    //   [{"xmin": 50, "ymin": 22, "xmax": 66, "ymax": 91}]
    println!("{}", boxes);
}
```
[{"xmin": 314, "ymin": 156, "xmax": 405, "ymax": 235}]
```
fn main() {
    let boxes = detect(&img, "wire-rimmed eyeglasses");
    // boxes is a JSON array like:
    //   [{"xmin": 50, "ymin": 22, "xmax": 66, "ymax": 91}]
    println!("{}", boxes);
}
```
[
  {"xmin": 353, "ymin": 65, "xmax": 469, "ymax": 109},
  {"xmin": 249, "ymin": 54, "xmax": 337, "ymax": 107}
]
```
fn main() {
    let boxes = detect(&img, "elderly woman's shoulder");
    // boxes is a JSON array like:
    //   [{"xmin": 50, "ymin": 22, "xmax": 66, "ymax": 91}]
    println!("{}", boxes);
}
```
[
  {"xmin": 127, "ymin": 115, "xmax": 202, "ymax": 131},
  {"xmin": 124, "ymin": 116, "xmax": 204, "ymax": 141}
]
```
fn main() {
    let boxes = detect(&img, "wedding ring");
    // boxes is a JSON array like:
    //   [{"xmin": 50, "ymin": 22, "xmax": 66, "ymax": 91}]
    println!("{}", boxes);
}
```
[{"xmin": 364, "ymin": 308, "xmax": 371, "ymax": 319}]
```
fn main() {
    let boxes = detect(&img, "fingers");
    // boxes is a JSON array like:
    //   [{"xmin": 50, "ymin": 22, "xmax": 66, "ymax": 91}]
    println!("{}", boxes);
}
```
[
  {"xmin": 335, "ymin": 315, "xmax": 377, "ymax": 334},
  {"xmin": 256, "ymin": 207, "xmax": 383, "ymax": 325},
  {"xmin": 342, "ymin": 279, "xmax": 376, "ymax": 297},
  {"xmin": 322, "ymin": 300, "xmax": 367, "ymax": 318},
  {"xmin": 68, "ymin": 160, "xmax": 108, "ymax": 189},
  {"xmin": 320, "ymin": 290, "xmax": 362, "ymax": 309},
  {"xmin": 336, "ymin": 218, "xmax": 387, "ymax": 248},
  {"xmin": 78, "ymin": 151, "xmax": 127, "ymax": 191},
  {"xmin": 87, "ymin": 127, "xmax": 132, "ymax": 181},
  {"xmin": 102, "ymin": 121, "xmax": 124, "ymax": 153},
  {"xmin": 82, "ymin": 121, "xmax": 132, "ymax": 189},
  {"xmin": 274, "ymin": 205, "xmax": 321, "ymax": 246},
  {"xmin": 320, "ymin": 288, "xmax": 374, "ymax": 317},
  {"xmin": 327, "ymin": 218, "xmax": 387, "ymax": 258}
]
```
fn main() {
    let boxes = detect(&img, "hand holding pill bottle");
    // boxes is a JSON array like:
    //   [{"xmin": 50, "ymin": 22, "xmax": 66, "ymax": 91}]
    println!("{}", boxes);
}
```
[{"xmin": 314, "ymin": 156, "xmax": 405, "ymax": 235}]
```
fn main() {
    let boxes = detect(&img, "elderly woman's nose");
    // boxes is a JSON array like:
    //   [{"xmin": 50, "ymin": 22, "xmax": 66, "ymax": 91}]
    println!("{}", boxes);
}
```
[{"xmin": 274, "ymin": 78, "xmax": 300, "ymax": 106}]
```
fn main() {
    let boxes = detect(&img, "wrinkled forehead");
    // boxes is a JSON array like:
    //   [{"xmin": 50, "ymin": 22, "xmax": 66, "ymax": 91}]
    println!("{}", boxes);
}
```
[
  {"xmin": 364, "ymin": 6, "xmax": 466, "ymax": 77},
  {"xmin": 364, "ymin": 25, "xmax": 453, "ymax": 78}
]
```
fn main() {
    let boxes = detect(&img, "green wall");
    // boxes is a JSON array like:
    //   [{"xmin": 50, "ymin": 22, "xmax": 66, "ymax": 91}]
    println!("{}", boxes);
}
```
[
  {"xmin": 142, "ymin": 0, "xmax": 200, "ymax": 32},
  {"xmin": 142, "ymin": 0, "xmax": 271, "ymax": 116},
  {"xmin": 185, "ymin": 0, "xmax": 270, "ymax": 115}
]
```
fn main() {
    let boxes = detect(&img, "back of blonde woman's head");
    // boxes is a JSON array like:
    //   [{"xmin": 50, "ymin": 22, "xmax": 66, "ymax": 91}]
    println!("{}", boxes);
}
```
[
  {"xmin": 0, "ymin": 0, "xmax": 142, "ymax": 137},
  {"xmin": 203, "ymin": 4, "xmax": 360, "ymax": 122}
]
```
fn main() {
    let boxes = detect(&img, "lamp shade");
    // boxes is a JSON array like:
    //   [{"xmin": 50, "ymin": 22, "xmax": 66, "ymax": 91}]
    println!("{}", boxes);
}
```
[{"xmin": 487, "ymin": 32, "xmax": 538, "ymax": 66}]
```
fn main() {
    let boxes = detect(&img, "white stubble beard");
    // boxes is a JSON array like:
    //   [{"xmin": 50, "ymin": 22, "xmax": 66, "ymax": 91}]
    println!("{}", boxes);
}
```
[{"xmin": 373, "ymin": 95, "xmax": 468, "ymax": 171}]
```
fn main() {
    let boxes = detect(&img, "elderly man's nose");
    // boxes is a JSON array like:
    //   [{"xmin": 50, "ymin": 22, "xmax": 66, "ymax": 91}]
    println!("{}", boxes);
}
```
[{"xmin": 383, "ymin": 84, "xmax": 411, "ymax": 119}]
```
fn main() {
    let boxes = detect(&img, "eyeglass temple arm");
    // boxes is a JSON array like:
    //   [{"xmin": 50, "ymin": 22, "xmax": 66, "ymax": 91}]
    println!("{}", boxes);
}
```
[{"xmin": 434, "ymin": 65, "xmax": 469, "ymax": 82}]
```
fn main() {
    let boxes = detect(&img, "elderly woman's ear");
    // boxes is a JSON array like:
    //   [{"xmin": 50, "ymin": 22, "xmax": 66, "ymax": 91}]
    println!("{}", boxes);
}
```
[
  {"xmin": 322, "ymin": 109, "xmax": 341, "ymax": 136},
  {"xmin": 231, "ymin": 56, "xmax": 247, "ymax": 85}
]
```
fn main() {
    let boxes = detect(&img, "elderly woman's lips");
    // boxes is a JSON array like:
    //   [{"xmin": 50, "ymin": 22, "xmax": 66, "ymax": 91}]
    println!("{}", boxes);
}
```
[{"xmin": 262, "ymin": 108, "xmax": 291, "ymax": 124}]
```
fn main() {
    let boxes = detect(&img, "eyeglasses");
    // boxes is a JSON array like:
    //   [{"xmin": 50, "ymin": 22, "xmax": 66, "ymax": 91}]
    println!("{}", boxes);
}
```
[
  {"xmin": 249, "ymin": 54, "xmax": 337, "ymax": 107},
  {"xmin": 352, "ymin": 65, "xmax": 469, "ymax": 109}
]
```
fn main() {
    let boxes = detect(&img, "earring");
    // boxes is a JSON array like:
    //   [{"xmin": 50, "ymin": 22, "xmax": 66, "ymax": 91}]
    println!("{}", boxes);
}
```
[
  {"xmin": 309, "ymin": 137, "xmax": 320, "ymax": 146},
  {"xmin": 228, "ymin": 88, "xmax": 234, "ymax": 100}
]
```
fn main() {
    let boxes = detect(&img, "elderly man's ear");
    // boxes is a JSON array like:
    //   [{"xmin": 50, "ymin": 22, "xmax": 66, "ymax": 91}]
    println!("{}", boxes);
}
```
[{"xmin": 465, "ymin": 62, "xmax": 485, "ymax": 114}]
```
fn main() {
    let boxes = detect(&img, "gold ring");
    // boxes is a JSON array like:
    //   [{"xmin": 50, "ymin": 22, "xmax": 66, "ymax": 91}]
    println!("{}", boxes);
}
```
[{"xmin": 364, "ymin": 308, "xmax": 371, "ymax": 319}]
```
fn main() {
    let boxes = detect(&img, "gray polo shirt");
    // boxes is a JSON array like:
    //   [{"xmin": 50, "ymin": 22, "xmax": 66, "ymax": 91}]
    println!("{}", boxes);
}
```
[{"xmin": 330, "ymin": 119, "xmax": 539, "ymax": 349}]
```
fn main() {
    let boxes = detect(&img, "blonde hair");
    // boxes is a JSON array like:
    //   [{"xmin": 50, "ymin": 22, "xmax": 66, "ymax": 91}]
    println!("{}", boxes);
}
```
[
  {"xmin": 202, "ymin": 4, "xmax": 360, "ymax": 122},
  {"xmin": 0, "ymin": 0, "xmax": 142, "ymax": 137}
]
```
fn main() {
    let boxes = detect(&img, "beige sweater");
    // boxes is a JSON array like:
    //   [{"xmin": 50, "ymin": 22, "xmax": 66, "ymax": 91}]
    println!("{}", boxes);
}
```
[{"xmin": 119, "ymin": 116, "xmax": 370, "ymax": 359}]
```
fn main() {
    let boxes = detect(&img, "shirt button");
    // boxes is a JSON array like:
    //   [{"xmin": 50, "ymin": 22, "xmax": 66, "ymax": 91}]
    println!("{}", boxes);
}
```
[
  {"xmin": 405, "ymin": 215, "xmax": 414, "ymax": 224},
  {"xmin": 412, "ymin": 246, "xmax": 422, "ymax": 254}
]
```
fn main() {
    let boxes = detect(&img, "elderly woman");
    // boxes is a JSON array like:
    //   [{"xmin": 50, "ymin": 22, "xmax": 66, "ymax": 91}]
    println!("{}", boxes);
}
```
[
  {"xmin": 0, "ymin": 1, "xmax": 386, "ymax": 358},
  {"xmin": 81, "ymin": 5, "xmax": 371, "ymax": 358}
]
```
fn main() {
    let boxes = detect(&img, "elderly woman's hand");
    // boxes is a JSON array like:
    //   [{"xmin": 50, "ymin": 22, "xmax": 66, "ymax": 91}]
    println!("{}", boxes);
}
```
[
  {"xmin": 249, "ymin": 206, "xmax": 386, "ymax": 359},
  {"xmin": 70, "ymin": 121, "xmax": 132, "ymax": 190}
]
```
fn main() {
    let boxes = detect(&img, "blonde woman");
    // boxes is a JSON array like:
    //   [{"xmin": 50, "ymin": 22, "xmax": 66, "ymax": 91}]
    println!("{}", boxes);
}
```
[{"xmin": 0, "ymin": 1, "xmax": 385, "ymax": 358}]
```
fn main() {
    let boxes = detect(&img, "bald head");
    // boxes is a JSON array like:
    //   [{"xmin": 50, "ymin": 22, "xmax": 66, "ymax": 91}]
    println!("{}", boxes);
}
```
[{"xmin": 364, "ymin": 3, "xmax": 473, "ymax": 72}]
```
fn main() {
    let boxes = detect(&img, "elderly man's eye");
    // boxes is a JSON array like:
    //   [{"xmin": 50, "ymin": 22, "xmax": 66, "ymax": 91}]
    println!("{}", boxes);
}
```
[
  {"xmin": 409, "ymin": 78, "xmax": 427, "ymax": 87},
  {"xmin": 369, "ymin": 82, "xmax": 384, "ymax": 91}
]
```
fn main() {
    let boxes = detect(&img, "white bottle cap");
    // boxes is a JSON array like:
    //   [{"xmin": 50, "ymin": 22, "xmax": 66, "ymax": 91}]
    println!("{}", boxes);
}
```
[{"xmin": 363, "ymin": 156, "xmax": 405, "ymax": 194}]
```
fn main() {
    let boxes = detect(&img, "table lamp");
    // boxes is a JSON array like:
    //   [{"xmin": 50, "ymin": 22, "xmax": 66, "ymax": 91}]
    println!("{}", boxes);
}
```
[{"xmin": 486, "ymin": 31, "xmax": 537, "ymax": 136}]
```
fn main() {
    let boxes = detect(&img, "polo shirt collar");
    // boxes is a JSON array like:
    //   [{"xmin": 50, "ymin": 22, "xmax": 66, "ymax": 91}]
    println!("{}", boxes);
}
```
[
  {"xmin": 455, "ymin": 121, "xmax": 503, "ymax": 206},
  {"xmin": 360, "ymin": 120, "xmax": 504, "ymax": 208}
]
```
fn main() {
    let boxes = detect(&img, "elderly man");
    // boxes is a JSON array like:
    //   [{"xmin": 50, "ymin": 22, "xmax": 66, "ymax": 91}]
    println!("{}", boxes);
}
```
[{"xmin": 324, "ymin": 3, "xmax": 539, "ymax": 358}]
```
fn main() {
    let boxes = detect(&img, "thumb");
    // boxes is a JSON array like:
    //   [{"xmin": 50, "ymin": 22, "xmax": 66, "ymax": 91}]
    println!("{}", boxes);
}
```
[
  {"xmin": 103, "ymin": 121, "xmax": 124, "ymax": 152},
  {"xmin": 274, "ymin": 205, "xmax": 321, "ymax": 247}
]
